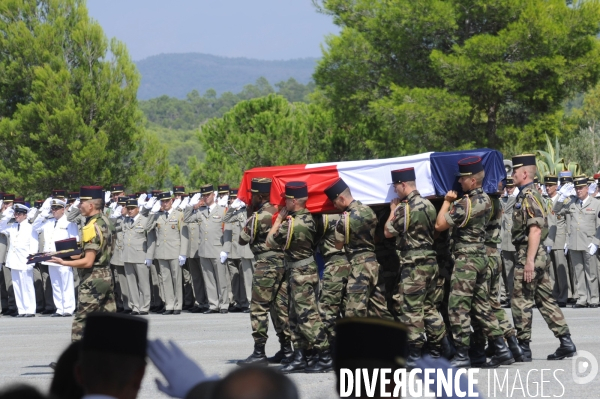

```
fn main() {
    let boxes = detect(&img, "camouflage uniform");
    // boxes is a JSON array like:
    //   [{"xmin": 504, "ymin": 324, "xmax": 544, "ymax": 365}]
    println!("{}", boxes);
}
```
[
  {"xmin": 267, "ymin": 208, "xmax": 328, "ymax": 350},
  {"xmin": 316, "ymin": 214, "xmax": 351, "ymax": 344},
  {"xmin": 511, "ymin": 183, "xmax": 570, "ymax": 341},
  {"xmin": 386, "ymin": 190, "xmax": 446, "ymax": 348},
  {"xmin": 445, "ymin": 187, "xmax": 503, "ymax": 347},
  {"xmin": 72, "ymin": 213, "xmax": 116, "ymax": 342},
  {"xmin": 335, "ymin": 200, "xmax": 392, "ymax": 319},
  {"xmin": 239, "ymin": 202, "xmax": 291, "ymax": 347},
  {"xmin": 472, "ymin": 194, "xmax": 516, "ymax": 346}
]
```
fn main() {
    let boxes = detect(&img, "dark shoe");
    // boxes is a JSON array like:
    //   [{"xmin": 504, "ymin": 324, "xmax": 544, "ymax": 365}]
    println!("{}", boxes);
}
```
[
  {"xmin": 589, "ymin": 304, "xmax": 599, "ymax": 308},
  {"xmin": 49, "ymin": 362, "xmax": 57, "ymax": 370},
  {"xmin": 237, "ymin": 344, "xmax": 268, "ymax": 366},
  {"xmin": 25, "ymin": 314, "xmax": 35, "ymax": 318},
  {"xmin": 16, "ymin": 314, "xmax": 25, "ymax": 318},
  {"xmin": 1, "ymin": 308, "xmax": 8, "ymax": 315},
  {"xmin": 518, "ymin": 339, "xmax": 532, "ymax": 362},
  {"xmin": 440, "ymin": 335, "xmax": 455, "ymax": 360},
  {"xmin": 279, "ymin": 349, "xmax": 307, "ymax": 374},
  {"xmin": 306, "ymin": 349, "xmax": 318, "ymax": 368},
  {"xmin": 139, "ymin": 312, "xmax": 148, "ymax": 315},
  {"xmin": 182, "ymin": 304, "xmax": 193, "ymax": 311},
  {"xmin": 558, "ymin": 302, "xmax": 567, "ymax": 308},
  {"xmin": 123, "ymin": 309, "xmax": 132, "ymax": 314},
  {"xmin": 131, "ymin": 311, "xmax": 140, "ymax": 315},
  {"xmin": 116, "ymin": 307, "xmax": 124, "ymax": 313},
  {"xmin": 41, "ymin": 309, "xmax": 55, "ymax": 315},
  {"xmin": 51, "ymin": 313, "xmax": 62, "ymax": 318},
  {"xmin": 173, "ymin": 310, "xmax": 181, "ymax": 315},
  {"xmin": 151, "ymin": 306, "xmax": 165, "ymax": 314},
  {"xmin": 203, "ymin": 309, "xmax": 219, "ymax": 314},
  {"xmin": 406, "ymin": 344, "xmax": 422, "ymax": 370},
  {"xmin": 547, "ymin": 334, "xmax": 577, "ymax": 360},
  {"xmin": 502, "ymin": 300, "xmax": 511, "ymax": 308},
  {"xmin": 229, "ymin": 307, "xmax": 243, "ymax": 313},
  {"xmin": 7, "ymin": 309, "xmax": 18, "ymax": 317},
  {"xmin": 268, "ymin": 342, "xmax": 294, "ymax": 364},
  {"xmin": 484, "ymin": 337, "xmax": 515, "ymax": 368},
  {"xmin": 189, "ymin": 306, "xmax": 203, "ymax": 313},
  {"xmin": 242, "ymin": 307, "xmax": 250, "ymax": 313},
  {"xmin": 162, "ymin": 310, "xmax": 174, "ymax": 315},
  {"xmin": 507, "ymin": 335, "xmax": 526, "ymax": 362},
  {"xmin": 567, "ymin": 298, "xmax": 577, "ymax": 304},
  {"xmin": 573, "ymin": 303, "xmax": 587, "ymax": 308},
  {"xmin": 220, "ymin": 309, "xmax": 228, "ymax": 314},
  {"xmin": 450, "ymin": 345, "xmax": 470, "ymax": 368},
  {"xmin": 305, "ymin": 349, "xmax": 333, "ymax": 373},
  {"xmin": 228, "ymin": 304, "xmax": 237, "ymax": 312},
  {"xmin": 62, "ymin": 313, "xmax": 72, "ymax": 317},
  {"xmin": 469, "ymin": 339, "xmax": 487, "ymax": 367}
]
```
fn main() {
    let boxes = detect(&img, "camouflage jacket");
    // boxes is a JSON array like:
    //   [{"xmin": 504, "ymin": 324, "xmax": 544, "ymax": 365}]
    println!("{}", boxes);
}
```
[
  {"xmin": 81, "ymin": 213, "xmax": 114, "ymax": 270},
  {"xmin": 266, "ymin": 208, "xmax": 316, "ymax": 262},
  {"xmin": 239, "ymin": 201, "xmax": 282, "ymax": 257},
  {"xmin": 316, "ymin": 213, "xmax": 345, "ymax": 259},
  {"xmin": 334, "ymin": 200, "xmax": 376, "ymax": 255},
  {"xmin": 444, "ymin": 187, "xmax": 491, "ymax": 255},
  {"xmin": 512, "ymin": 182, "xmax": 548, "ymax": 248},
  {"xmin": 385, "ymin": 190, "xmax": 436, "ymax": 259},
  {"xmin": 485, "ymin": 194, "xmax": 502, "ymax": 251}
]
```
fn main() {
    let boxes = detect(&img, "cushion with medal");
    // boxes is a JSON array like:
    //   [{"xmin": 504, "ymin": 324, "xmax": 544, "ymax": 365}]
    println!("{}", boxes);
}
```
[{"xmin": 27, "ymin": 238, "xmax": 82, "ymax": 264}]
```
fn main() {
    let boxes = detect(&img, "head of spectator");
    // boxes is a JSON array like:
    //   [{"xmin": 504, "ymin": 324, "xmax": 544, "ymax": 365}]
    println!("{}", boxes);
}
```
[
  {"xmin": 50, "ymin": 341, "xmax": 85, "ymax": 399},
  {"xmin": 211, "ymin": 366, "xmax": 298, "ymax": 399},
  {"xmin": 0, "ymin": 385, "xmax": 45, "ymax": 399}
]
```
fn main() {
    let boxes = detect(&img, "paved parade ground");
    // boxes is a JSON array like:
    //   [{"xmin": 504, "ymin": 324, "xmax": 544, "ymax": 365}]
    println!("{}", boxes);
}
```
[{"xmin": 0, "ymin": 308, "xmax": 598, "ymax": 399}]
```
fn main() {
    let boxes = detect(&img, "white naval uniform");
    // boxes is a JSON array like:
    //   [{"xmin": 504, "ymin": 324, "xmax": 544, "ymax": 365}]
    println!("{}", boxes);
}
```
[
  {"xmin": 0, "ymin": 218, "xmax": 38, "ymax": 315},
  {"xmin": 32, "ymin": 214, "xmax": 79, "ymax": 314}
]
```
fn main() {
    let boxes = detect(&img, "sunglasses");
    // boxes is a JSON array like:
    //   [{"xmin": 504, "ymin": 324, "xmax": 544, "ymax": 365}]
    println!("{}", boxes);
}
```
[{"xmin": 51, "ymin": 206, "xmax": 63, "ymax": 210}]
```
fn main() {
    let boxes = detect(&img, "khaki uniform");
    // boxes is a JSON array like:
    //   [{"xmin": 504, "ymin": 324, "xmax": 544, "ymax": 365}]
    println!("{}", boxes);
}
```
[
  {"xmin": 182, "ymin": 214, "xmax": 207, "ymax": 309},
  {"xmin": 546, "ymin": 194, "xmax": 571, "ymax": 304},
  {"xmin": 223, "ymin": 206, "xmax": 255, "ymax": 309},
  {"xmin": 110, "ymin": 215, "xmax": 130, "ymax": 312},
  {"xmin": 122, "ymin": 213, "xmax": 153, "ymax": 313}
]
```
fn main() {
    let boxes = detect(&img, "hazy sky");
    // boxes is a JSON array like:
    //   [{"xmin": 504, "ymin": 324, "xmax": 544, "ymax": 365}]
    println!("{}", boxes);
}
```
[{"xmin": 86, "ymin": 0, "xmax": 338, "ymax": 61}]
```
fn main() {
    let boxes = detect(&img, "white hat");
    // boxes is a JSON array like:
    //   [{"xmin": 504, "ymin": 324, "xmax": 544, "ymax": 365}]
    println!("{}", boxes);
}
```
[
  {"xmin": 13, "ymin": 203, "xmax": 30, "ymax": 213},
  {"xmin": 50, "ymin": 199, "xmax": 67, "ymax": 207}
]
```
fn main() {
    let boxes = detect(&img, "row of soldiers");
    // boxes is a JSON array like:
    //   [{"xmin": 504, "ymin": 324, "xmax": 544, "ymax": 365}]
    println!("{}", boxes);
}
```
[
  {"xmin": 233, "ymin": 154, "xmax": 577, "ymax": 373},
  {"xmin": 501, "ymin": 173, "xmax": 600, "ymax": 310}
]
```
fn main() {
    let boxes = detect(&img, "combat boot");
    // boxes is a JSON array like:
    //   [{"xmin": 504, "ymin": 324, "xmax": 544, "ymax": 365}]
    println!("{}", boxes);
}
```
[
  {"xmin": 267, "ymin": 342, "xmax": 293, "ymax": 364},
  {"xmin": 547, "ymin": 334, "xmax": 577, "ymax": 360},
  {"xmin": 441, "ymin": 335, "xmax": 456, "ymax": 360},
  {"xmin": 506, "ymin": 335, "xmax": 526, "ymax": 362},
  {"xmin": 280, "ymin": 349, "xmax": 308, "ymax": 374},
  {"xmin": 484, "ymin": 337, "xmax": 515, "ymax": 368},
  {"xmin": 450, "ymin": 345, "xmax": 471, "ymax": 368},
  {"xmin": 485, "ymin": 338, "xmax": 495, "ymax": 358},
  {"xmin": 406, "ymin": 344, "xmax": 422, "ymax": 370},
  {"xmin": 236, "ymin": 343, "xmax": 268, "ymax": 366},
  {"xmin": 518, "ymin": 339, "xmax": 532, "ymax": 362},
  {"xmin": 468, "ymin": 339, "xmax": 487, "ymax": 367},
  {"xmin": 305, "ymin": 349, "xmax": 333, "ymax": 373}
]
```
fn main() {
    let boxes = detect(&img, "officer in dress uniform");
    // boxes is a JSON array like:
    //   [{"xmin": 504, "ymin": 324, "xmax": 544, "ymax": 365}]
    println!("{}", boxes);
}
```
[
  {"xmin": 109, "ymin": 196, "xmax": 130, "ymax": 313},
  {"xmin": 545, "ymin": 175, "xmax": 569, "ymax": 307},
  {"xmin": 147, "ymin": 189, "xmax": 165, "ymax": 312},
  {"xmin": 0, "ymin": 193, "xmax": 18, "ymax": 316}
]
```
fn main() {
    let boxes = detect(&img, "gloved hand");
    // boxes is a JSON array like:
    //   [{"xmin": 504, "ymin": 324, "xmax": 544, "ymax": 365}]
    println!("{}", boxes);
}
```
[
  {"xmin": 104, "ymin": 191, "xmax": 111, "ymax": 203},
  {"xmin": 109, "ymin": 201, "xmax": 118, "ymax": 210},
  {"xmin": 189, "ymin": 193, "xmax": 201, "ymax": 206},
  {"xmin": 2, "ymin": 208, "xmax": 14, "ymax": 219},
  {"xmin": 179, "ymin": 197, "xmax": 190, "ymax": 209},
  {"xmin": 231, "ymin": 198, "xmax": 245, "ymax": 209},
  {"xmin": 589, "ymin": 183, "xmax": 598, "ymax": 195},
  {"xmin": 558, "ymin": 183, "xmax": 574, "ymax": 201},
  {"xmin": 509, "ymin": 187, "xmax": 520, "ymax": 197},
  {"xmin": 416, "ymin": 355, "xmax": 480, "ymax": 399},
  {"xmin": 144, "ymin": 197, "xmax": 158, "ymax": 210},
  {"xmin": 546, "ymin": 246, "xmax": 552, "ymax": 254},
  {"xmin": 71, "ymin": 198, "xmax": 80, "ymax": 210},
  {"xmin": 137, "ymin": 193, "xmax": 147, "ymax": 207},
  {"xmin": 564, "ymin": 242, "xmax": 569, "ymax": 255},
  {"xmin": 151, "ymin": 200, "xmax": 162, "ymax": 213},
  {"xmin": 178, "ymin": 255, "xmax": 186, "ymax": 266},
  {"xmin": 220, "ymin": 251, "xmax": 228, "ymax": 264},
  {"xmin": 172, "ymin": 198, "xmax": 182, "ymax": 210},
  {"xmin": 217, "ymin": 195, "xmax": 228, "ymax": 207},
  {"xmin": 148, "ymin": 339, "xmax": 217, "ymax": 399},
  {"xmin": 588, "ymin": 243, "xmax": 598, "ymax": 256},
  {"xmin": 145, "ymin": 259, "xmax": 152, "ymax": 266},
  {"xmin": 114, "ymin": 205, "xmax": 123, "ymax": 216},
  {"xmin": 27, "ymin": 208, "xmax": 37, "ymax": 221},
  {"xmin": 40, "ymin": 197, "xmax": 53, "ymax": 218}
]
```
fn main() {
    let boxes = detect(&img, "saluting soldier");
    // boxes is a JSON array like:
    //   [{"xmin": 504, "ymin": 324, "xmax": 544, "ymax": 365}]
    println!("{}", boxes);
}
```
[
  {"xmin": 544, "ymin": 175, "xmax": 569, "ymax": 307},
  {"xmin": 222, "ymin": 188, "xmax": 254, "ymax": 313},
  {"xmin": 435, "ymin": 156, "xmax": 513, "ymax": 368},
  {"xmin": 500, "ymin": 177, "xmax": 517, "ymax": 307},
  {"xmin": 146, "ymin": 191, "xmax": 188, "ymax": 315},
  {"xmin": 0, "ymin": 194, "xmax": 18, "ymax": 316},
  {"xmin": 104, "ymin": 184, "xmax": 125, "ymax": 218},
  {"xmin": 553, "ymin": 175, "xmax": 600, "ymax": 308},
  {"xmin": 31, "ymin": 199, "xmax": 56, "ymax": 315},
  {"xmin": 266, "ymin": 181, "xmax": 330, "ymax": 373},
  {"xmin": 109, "ymin": 196, "xmax": 130, "ymax": 314},
  {"xmin": 50, "ymin": 186, "xmax": 116, "ymax": 341},
  {"xmin": 383, "ymin": 167, "xmax": 448, "ymax": 368},
  {"xmin": 184, "ymin": 184, "xmax": 228, "ymax": 314},
  {"xmin": 510, "ymin": 155, "xmax": 576, "ymax": 361},
  {"xmin": 237, "ymin": 178, "xmax": 291, "ymax": 366},
  {"xmin": 122, "ymin": 198, "xmax": 153, "ymax": 315}
]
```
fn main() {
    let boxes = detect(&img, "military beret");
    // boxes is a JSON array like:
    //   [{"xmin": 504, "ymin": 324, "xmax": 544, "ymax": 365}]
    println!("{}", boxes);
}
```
[
  {"xmin": 173, "ymin": 186, "xmax": 185, "ymax": 194},
  {"xmin": 512, "ymin": 154, "xmax": 536, "ymax": 169},
  {"xmin": 157, "ymin": 191, "xmax": 173, "ymax": 201},
  {"xmin": 390, "ymin": 167, "xmax": 416, "ymax": 184},
  {"xmin": 249, "ymin": 178, "xmax": 271, "ymax": 194},
  {"xmin": 457, "ymin": 156, "xmax": 483, "ymax": 176},
  {"xmin": 218, "ymin": 184, "xmax": 230, "ymax": 194},
  {"xmin": 82, "ymin": 313, "xmax": 148, "ymax": 358},
  {"xmin": 544, "ymin": 175, "xmax": 558, "ymax": 185},
  {"xmin": 200, "ymin": 184, "xmax": 214, "ymax": 195},
  {"xmin": 229, "ymin": 188, "xmax": 238, "ymax": 197},
  {"xmin": 574, "ymin": 175, "xmax": 588, "ymax": 187},
  {"xmin": 324, "ymin": 178, "xmax": 348, "ymax": 202},
  {"xmin": 283, "ymin": 181, "xmax": 308, "ymax": 199},
  {"xmin": 80, "ymin": 186, "xmax": 104, "ymax": 200},
  {"xmin": 110, "ymin": 184, "xmax": 124, "ymax": 193}
]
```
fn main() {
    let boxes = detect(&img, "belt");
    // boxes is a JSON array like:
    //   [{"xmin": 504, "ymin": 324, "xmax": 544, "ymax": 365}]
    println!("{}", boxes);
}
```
[
  {"xmin": 285, "ymin": 256, "xmax": 315, "ymax": 269},
  {"xmin": 323, "ymin": 253, "xmax": 346, "ymax": 264},
  {"xmin": 255, "ymin": 251, "xmax": 280, "ymax": 260}
]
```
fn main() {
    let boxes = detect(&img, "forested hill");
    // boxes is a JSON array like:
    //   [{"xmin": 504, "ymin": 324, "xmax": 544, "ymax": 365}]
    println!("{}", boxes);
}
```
[{"xmin": 135, "ymin": 53, "xmax": 318, "ymax": 100}]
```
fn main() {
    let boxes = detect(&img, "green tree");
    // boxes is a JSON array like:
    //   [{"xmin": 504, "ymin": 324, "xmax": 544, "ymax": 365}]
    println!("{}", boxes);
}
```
[
  {"xmin": 314, "ymin": 0, "xmax": 600, "ymax": 156},
  {"xmin": 0, "ymin": 0, "xmax": 168, "ymax": 197}
]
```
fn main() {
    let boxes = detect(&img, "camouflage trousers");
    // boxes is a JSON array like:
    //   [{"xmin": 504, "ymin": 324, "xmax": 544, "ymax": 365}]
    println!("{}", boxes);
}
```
[
  {"xmin": 250, "ymin": 257, "xmax": 291, "ymax": 346},
  {"xmin": 448, "ymin": 254, "xmax": 503, "ymax": 347},
  {"xmin": 288, "ymin": 262, "xmax": 328, "ymax": 350},
  {"xmin": 318, "ymin": 255, "xmax": 351, "ymax": 344},
  {"xmin": 345, "ymin": 252, "xmax": 393, "ymax": 320},
  {"xmin": 472, "ymin": 251, "xmax": 516, "ymax": 345},
  {"xmin": 393, "ymin": 256, "xmax": 446, "ymax": 347},
  {"xmin": 512, "ymin": 246, "xmax": 570, "ymax": 341},
  {"xmin": 432, "ymin": 264, "xmax": 452, "ymax": 334},
  {"xmin": 72, "ymin": 267, "xmax": 116, "ymax": 342}
]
